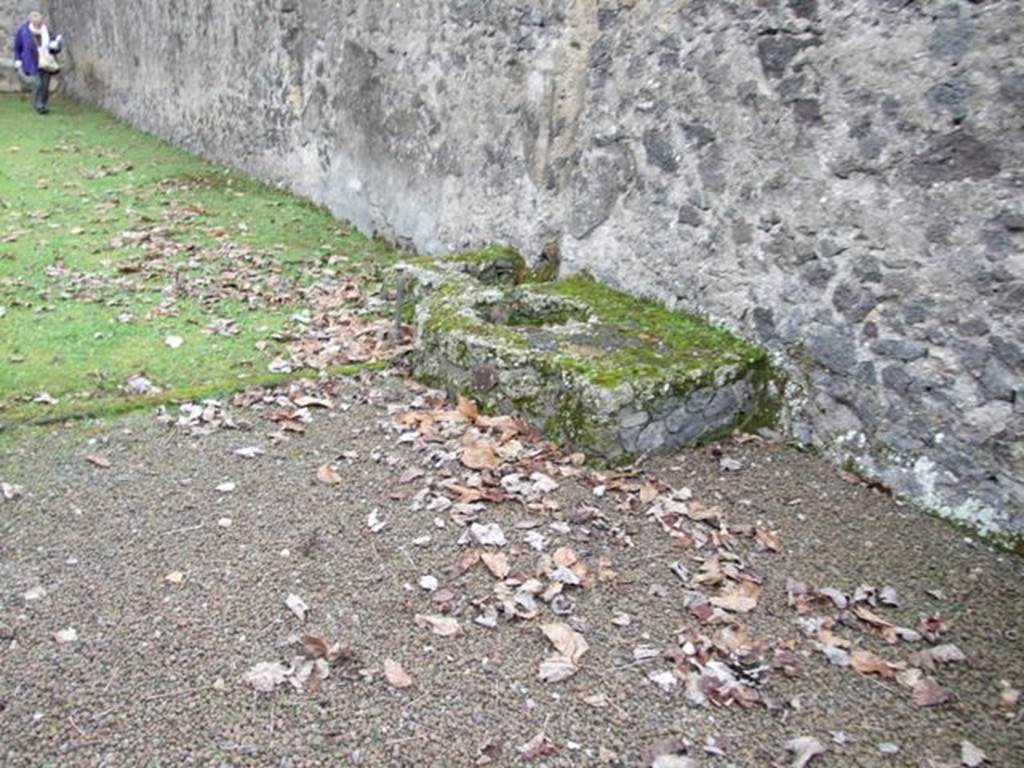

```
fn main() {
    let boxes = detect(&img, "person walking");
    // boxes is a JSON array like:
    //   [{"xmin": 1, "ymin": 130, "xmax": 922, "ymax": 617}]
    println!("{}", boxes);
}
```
[{"xmin": 13, "ymin": 11, "xmax": 63, "ymax": 114}]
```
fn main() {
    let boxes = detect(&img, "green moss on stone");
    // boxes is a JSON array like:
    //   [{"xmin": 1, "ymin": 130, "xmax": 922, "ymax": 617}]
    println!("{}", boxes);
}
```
[
  {"xmin": 405, "ymin": 254, "xmax": 786, "ymax": 458},
  {"xmin": 448, "ymin": 244, "xmax": 527, "ymax": 285}
]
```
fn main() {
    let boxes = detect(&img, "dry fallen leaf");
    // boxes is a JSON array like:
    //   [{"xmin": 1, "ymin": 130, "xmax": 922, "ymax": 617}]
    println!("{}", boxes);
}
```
[
  {"xmin": 541, "ymin": 622, "xmax": 589, "ymax": 664},
  {"xmin": 384, "ymin": 658, "xmax": 414, "ymax": 689},
  {"xmin": 298, "ymin": 634, "xmax": 330, "ymax": 659},
  {"xmin": 244, "ymin": 661, "xmax": 291, "ymax": 693},
  {"xmin": 481, "ymin": 551, "xmax": 511, "ymax": 580},
  {"xmin": 538, "ymin": 654, "xmax": 578, "ymax": 683},
  {"xmin": 460, "ymin": 441, "xmax": 501, "ymax": 471},
  {"xmin": 456, "ymin": 394, "xmax": 480, "ymax": 421},
  {"xmin": 1, "ymin": 482, "xmax": 25, "ymax": 501},
  {"xmin": 518, "ymin": 732, "xmax": 556, "ymax": 761},
  {"xmin": 649, "ymin": 750, "xmax": 698, "ymax": 768},
  {"xmin": 316, "ymin": 464, "xmax": 343, "ymax": 485},
  {"xmin": 165, "ymin": 571, "xmax": 186, "ymax": 585},
  {"xmin": 85, "ymin": 454, "xmax": 111, "ymax": 469},
  {"xmin": 470, "ymin": 522, "xmax": 506, "ymax": 547},
  {"xmin": 852, "ymin": 605, "xmax": 893, "ymax": 629},
  {"xmin": 960, "ymin": 740, "xmax": 987, "ymax": 767},
  {"xmin": 999, "ymin": 682, "xmax": 1021, "ymax": 712},
  {"xmin": 709, "ymin": 591, "xmax": 758, "ymax": 614},
  {"xmin": 755, "ymin": 527, "xmax": 782, "ymax": 552},
  {"xmin": 293, "ymin": 395, "xmax": 332, "ymax": 409},
  {"xmin": 53, "ymin": 627, "xmax": 78, "ymax": 644},
  {"xmin": 286, "ymin": 593, "xmax": 310, "ymax": 622},
  {"xmin": 367, "ymin": 509, "xmax": 387, "ymax": 533},
  {"xmin": 912, "ymin": 676, "xmax": 956, "ymax": 707},
  {"xmin": 785, "ymin": 736, "xmax": 826, "ymax": 768},
  {"xmin": 908, "ymin": 643, "xmax": 966, "ymax": 671},
  {"xmin": 415, "ymin": 613, "xmax": 461, "ymax": 637},
  {"xmin": 648, "ymin": 670, "xmax": 678, "ymax": 693},
  {"xmin": 850, "ymin": 649, "xmax": 897, "ymax": 678}
]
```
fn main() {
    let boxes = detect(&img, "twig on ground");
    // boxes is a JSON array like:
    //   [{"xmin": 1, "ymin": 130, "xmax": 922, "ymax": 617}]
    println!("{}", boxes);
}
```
[{"xmin": 162, "ymin": 521, "xmax": 204, "ymax": 536}]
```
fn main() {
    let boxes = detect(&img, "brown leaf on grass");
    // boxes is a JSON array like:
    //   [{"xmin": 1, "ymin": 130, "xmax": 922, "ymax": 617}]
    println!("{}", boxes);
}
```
[
  {"xmin": 541, "ymin": 622, "xmax": 589, "ymax": 664},
  {"xmin": 415, "ymin": 614, "xmax": 461, "ymax": 637},
  {"xmin": 86, "ymin": 454, "xmax": 111, "ymax": 469},
  {"xmin": 460, "ymin": 441, "xmax": 501, "ymax": 471},
  {"xmin": 850, "ymin": 649, "xmax": 900, "ymax": 678},
  {"xmin": 481, "ymin": 551, "xmax": 511, "ymax": 580},
  {"xmin": 316, "ymin": 464, "xmax": 343, "ymax": 485},
  {"xmin": 384, "ymin": 658, "xmax": 414, "ymax": 689},
  {"xmin": 785, "ymin": 736, "xmax": 826, "ymax": 768},
  {"xmin": 912, "ymin": 676, "xmax": 956, "ymax": 707}
]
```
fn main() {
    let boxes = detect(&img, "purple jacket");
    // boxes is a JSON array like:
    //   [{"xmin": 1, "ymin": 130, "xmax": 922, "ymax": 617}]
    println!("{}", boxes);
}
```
[{"xmin": 13, "ymin": 23, "xmax": 60, "ymax": 76}]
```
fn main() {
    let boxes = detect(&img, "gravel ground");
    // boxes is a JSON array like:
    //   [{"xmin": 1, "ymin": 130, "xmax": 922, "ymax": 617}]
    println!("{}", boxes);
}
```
[{"xmin": 0, "ymin": 372, "xmax": 1021, "ymax": 767}]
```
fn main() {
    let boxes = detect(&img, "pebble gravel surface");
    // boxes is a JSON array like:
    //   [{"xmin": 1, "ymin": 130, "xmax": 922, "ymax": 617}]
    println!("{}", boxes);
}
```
[{"xmin": 1, "ymin": 374, "xmax": 1021, "ymax": 767}]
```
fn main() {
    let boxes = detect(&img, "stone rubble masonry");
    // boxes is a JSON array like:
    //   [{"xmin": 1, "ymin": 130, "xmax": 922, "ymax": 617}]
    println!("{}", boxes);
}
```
[
  {"xmin": 402, "ymin": 251, "xmax": 783, "ymax": 461},
  {"xmin": 33, "ymin": 1, "xmax": 1024, "ymax": 539}
]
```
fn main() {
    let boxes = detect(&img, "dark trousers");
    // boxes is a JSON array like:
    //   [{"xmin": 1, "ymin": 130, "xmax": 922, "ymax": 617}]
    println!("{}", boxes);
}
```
[
  {"xmin": 19, "ymin": 70, "xmax": 52, "ymax": 112},
  {"xmin": 33, "ymin": 71, "xmax": 52, "ymax": 112}
]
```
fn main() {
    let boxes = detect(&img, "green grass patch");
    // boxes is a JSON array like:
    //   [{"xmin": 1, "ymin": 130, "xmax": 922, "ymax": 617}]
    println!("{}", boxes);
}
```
[{"xmin": 0, "ymin": 94, "xmax": 396, "ymax": 426}]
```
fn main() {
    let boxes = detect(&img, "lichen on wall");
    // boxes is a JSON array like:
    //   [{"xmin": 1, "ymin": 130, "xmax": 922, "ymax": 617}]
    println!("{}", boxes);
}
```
[{"xmin": 47, "ymin": 0, "xmax": 1024, "ymax": 538}]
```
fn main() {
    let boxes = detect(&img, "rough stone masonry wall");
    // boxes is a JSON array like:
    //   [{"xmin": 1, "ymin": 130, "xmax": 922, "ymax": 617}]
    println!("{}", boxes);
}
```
[
  {"xmin": 46, "ymin": 0, "xmax": 1024, "ymax": 539},
  {"xmin": 2, "ymin": 1, "xmax": 27, "ymax": 46}
]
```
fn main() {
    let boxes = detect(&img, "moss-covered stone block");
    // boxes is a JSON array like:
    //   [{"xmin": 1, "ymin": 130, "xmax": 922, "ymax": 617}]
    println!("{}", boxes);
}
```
[{"xmin": 400, "ymin": 247, "xmax": 784, "ymax": 461}]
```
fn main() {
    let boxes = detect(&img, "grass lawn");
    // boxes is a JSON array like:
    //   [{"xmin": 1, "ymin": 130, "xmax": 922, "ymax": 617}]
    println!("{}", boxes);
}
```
[{"xmin": 0, "ymin": 93, "xmax": 395, "ymax": 427}]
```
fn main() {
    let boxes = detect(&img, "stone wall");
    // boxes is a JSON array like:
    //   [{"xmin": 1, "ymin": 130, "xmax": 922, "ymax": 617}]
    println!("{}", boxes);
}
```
[
  {"xmin": 47, "ymin": 0, "xmax": 1023, "ymax": 538},
  {"xmin": 2, "ymin": 1, "xmax": 26, "ymax": 46}
]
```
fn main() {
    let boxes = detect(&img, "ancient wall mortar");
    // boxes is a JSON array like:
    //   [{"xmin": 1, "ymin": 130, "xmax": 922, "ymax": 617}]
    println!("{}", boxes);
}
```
[{"xmin": 47, "ymin": 0, "xmax": 1024, "ymax": 538}]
